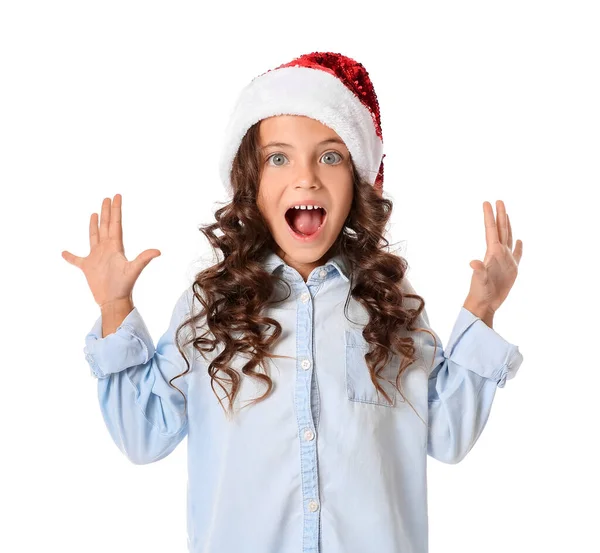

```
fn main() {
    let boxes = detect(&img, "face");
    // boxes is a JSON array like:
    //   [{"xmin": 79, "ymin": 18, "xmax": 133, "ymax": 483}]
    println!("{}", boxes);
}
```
[{"xmin": 256, "ymin": 115, "xmax": 354, "ymax": 281}]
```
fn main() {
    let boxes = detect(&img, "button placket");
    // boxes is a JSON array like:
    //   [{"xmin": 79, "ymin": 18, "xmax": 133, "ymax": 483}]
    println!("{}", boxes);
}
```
[
  {"xmin": 295, "ymin": 283, "xmax": 320, "ymax": 546},
  {"xmin": 303, "ymin": 428, "xmax": 315, "ymax": 441}
]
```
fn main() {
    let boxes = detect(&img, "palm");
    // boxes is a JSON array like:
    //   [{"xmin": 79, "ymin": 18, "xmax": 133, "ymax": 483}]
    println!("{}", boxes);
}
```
[{"xmin": 84, "ymin": 243, "xmax": 133, "ymax": 300}]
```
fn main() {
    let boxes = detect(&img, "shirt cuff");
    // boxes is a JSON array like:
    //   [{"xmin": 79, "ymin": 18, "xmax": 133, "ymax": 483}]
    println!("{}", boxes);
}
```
[
  {"xmin": 83, "ymin": 306, "xmax": 156, "ymax": 378},
  {"xmin": 444, "ymin": 306, "xmax": 524, "ymax": 388}
]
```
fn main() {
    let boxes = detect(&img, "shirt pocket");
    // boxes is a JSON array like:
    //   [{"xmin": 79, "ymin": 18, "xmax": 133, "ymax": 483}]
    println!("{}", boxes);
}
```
[{"xmin": 344, "ymin": 329, "xmax": 397, "ymax": 407}]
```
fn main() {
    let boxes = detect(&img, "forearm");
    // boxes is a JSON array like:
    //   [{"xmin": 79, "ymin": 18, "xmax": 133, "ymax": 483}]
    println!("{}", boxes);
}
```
[
  {"xmin": 84, "ymin": 291, "xmax": 192, "ymax": 464},
  {"xmin": 426, "ymin": 303, "xmax": 523, "ymax": 463}
]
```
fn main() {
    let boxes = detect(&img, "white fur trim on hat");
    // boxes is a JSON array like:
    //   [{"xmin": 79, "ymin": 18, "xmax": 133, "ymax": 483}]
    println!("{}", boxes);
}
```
[{"xmin": 218, "ymin": 65, "xmax": 384, "ymax": 196}]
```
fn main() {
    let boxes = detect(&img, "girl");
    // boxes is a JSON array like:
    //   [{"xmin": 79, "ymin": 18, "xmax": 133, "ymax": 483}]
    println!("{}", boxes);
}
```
[{"xmin": 63, "ymin": 52, "xmax": 524, "ymax": 553}]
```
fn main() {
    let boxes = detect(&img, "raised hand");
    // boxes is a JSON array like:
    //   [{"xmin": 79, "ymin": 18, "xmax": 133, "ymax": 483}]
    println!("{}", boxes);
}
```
[
  {"xmin": 61, "ymin": 194, "xmax": 161, "ymax": 308},
  {"xmin": 464, "ymin": 200, "xmax": 523, "ymax": 318}
]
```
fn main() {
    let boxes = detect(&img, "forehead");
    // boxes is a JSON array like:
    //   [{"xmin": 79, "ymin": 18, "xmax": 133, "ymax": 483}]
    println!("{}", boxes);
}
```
[{"xmin": 258, "ymin": 115, "xmax": 347, "ymax": 149}]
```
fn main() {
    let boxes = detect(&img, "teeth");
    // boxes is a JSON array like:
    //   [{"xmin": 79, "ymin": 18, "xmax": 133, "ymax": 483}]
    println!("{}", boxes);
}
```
[{"xmin": 292, "ymin": 205, "xmax": 324, "ymax": 210}]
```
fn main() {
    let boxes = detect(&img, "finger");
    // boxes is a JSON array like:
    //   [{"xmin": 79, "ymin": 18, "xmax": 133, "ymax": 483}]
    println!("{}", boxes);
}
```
[
  {"xmin": 483, "ymin": 201, "xmax": 499, "ymax": 249},
  {"xmin": 507, "ymin": 213, "xmax": 513, "ymax": 250},
  {"xmin": 99, "ymin": 197, "xmax": 111, "ymax": 241},
  {"xmin": 132, "ymin": 249, "xmax": 161, "ymax": 275},
  {"xmin": 89, "ymin": 212, "xmax": 99, "ymax": 249},
  {"xmin": 62, "ymin": 250, "xmax": 83, "ymax": 268},
  {"xmin": 469, "ymin": 259, "xmax": 486, "ymax": 273},
  {"xmin": 496, "ymin": 200, "xmax": 508, "ymax": 246},
  {"xmin": 513, "ymin": 239, "xmax": 523, "ymax": 266},
  {"xmin": 109, "ymin": 193, "xmax": 123, "ymax": 244}
]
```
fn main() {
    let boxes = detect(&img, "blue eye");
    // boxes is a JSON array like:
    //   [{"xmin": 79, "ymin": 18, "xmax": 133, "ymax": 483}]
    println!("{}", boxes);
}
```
[
  {"xmin": 265, "ymin": 151, "xmax": 343, "ymax": 166},
  {"xmin": 266, "ymin": 153, "xmax": 287, "ymax": 166},
  {"xmin": 321, "ymin": 151, "xmax": 342, "ymax": 164}
]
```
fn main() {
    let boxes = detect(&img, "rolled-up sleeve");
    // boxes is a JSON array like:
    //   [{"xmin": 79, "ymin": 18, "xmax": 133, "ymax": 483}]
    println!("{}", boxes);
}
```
[
  {"xmin": 83, "ymin": 288, "xmax": 195, "ymax": 465},
  {"xmin": 84, "ymin": 306, "xmax": 156, "ymax": 379},
  {"xmin": 420, "ymin": 306, "xmax": 523, "ymax": 464}
]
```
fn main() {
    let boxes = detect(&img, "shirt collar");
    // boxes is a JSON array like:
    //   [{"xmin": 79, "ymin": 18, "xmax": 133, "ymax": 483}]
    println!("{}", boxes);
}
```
[{"xmin": 260, "ymin": 249, "xmax": 350, "ymax": 283}]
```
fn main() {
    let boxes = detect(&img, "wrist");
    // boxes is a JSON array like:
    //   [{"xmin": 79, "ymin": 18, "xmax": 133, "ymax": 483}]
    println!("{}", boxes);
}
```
[
  {"xmin": 463, "ymin": 297, "xmax": 495, "ymax": 321},
  {"xmin": 100, "ymin": 296, "xmax": 133, "ymax": 311},
  {"xmin": 100, "ymin": 298, "xmax": 134, "ymax": 338}
]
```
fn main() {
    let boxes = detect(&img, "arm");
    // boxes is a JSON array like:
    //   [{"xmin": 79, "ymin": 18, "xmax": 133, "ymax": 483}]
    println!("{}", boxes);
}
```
[
  {"xmin": 421, "ymin": 305, "xmax": 523, "ymax": 464},
  {"xmin": 83, "ymin": 287, "xmax": 195, "ymax": 465},
  {"xmin": 421, "ymin": 199, "xmax": 523, "ymax": 463},
  {"xmin": 402, "ymin": 277, "xmax": 523, "ymax": 464}
]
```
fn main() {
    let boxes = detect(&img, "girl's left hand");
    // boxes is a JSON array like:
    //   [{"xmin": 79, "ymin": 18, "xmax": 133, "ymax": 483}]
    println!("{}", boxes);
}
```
[{"xmin": 465, "ymin": 200, "xmax": 523, "ymax": 316}]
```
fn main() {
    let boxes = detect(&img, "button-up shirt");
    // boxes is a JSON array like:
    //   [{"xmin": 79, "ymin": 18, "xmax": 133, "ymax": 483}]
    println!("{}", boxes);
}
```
[{"xmin": 83, "ymin": 249, "xmax": 523, "ymax": 553}]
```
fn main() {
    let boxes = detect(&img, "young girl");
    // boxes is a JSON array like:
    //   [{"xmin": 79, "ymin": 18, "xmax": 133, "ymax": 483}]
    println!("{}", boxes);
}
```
[{"xmin": 63, "ymin": 52, "xmax": 524, "ymax": 553}]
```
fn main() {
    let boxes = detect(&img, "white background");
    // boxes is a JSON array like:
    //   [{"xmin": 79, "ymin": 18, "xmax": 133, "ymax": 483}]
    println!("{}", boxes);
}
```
[{"xmin": 1, "ymin": 1, "xmax": 598, "ymax": 551}]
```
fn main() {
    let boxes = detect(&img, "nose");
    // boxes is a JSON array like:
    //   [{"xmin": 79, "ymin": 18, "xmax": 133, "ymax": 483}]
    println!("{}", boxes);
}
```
[{"xmin": 292, "ymin": 159, "xmax": 321, "ymax": 189}]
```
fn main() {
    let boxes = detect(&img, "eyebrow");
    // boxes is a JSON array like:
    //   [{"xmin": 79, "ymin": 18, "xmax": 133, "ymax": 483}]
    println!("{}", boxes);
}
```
[{"xmin": 260, "ymin": 138, "xmax": 346, "ymax": 151}]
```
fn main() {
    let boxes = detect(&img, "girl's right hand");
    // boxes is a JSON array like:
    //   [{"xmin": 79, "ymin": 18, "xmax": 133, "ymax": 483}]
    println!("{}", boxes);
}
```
[{"xmin": 61, "ymin": 194, "xmax": 161, "ymax": 308}]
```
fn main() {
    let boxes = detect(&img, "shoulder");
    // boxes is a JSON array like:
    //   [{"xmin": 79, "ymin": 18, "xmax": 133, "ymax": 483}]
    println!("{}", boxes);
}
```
[
  {"xmin": 399, "ymin": 275, "xmax": 439, "ymax": 363},
  {"xmin": 399, "ymin": 275, "xmax": 429, "ymax": 326},
  {"xmin": 174, "ymin": 284, "xmax": 210, "ymax": 331},
  {"xmin": 399, "ymin": 274, "xmax": 418, "ymax": 296}
]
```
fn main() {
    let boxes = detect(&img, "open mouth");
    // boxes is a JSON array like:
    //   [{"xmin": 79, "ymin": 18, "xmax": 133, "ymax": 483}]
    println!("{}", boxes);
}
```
[{"xmin": 284, "ymin": 206, "xmax": 327, "ymax": 238}]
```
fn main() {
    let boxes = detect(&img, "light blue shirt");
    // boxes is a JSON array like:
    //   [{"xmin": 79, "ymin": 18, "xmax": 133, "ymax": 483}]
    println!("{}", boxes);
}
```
[{"xmin": 83, "ymin": 249, "xmax": 523, "ymax": 553}]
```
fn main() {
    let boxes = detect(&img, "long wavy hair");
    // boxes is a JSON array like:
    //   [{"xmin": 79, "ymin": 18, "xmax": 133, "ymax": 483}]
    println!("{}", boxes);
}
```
[{"xmin": 169, "ymin": 121, "xmax": 436, "ymax": 422}]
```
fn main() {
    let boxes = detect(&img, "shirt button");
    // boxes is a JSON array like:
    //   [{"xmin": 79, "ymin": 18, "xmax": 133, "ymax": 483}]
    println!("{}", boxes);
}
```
[
  {"xmin": 304, "ymin": 429, "xmax": 315, "ymax": 441},
  {"xmin": 319, "ymin": 269, "xmax": 327, "ymax": 278},
  {"xmin": 300, "ymin": 292, "xmax": 310, "ymax": 303},
  {"xmin": 308, "ymin": 500, "xmax": 320, "ymax": 512},
  {"xmin": 301, "ymin": 359, "xmax": 311, "ymax": 371}
]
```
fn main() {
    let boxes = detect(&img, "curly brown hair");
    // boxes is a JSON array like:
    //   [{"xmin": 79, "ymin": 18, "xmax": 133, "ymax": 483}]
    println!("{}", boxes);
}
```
[{"xmin": 168, "ymin": 121, "xmax": 437, "ymax": 422}]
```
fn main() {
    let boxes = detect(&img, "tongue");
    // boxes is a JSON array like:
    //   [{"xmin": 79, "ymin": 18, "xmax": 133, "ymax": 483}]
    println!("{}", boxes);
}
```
[{"xmin": 289, "ymin": 209, "xmax": 323, "ymax": 236}]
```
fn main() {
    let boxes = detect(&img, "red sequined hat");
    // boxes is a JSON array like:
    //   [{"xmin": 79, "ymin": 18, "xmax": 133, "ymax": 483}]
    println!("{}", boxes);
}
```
[{"xmin": 218, "ymin": 51, "xmax": 385, "ymax": 197}]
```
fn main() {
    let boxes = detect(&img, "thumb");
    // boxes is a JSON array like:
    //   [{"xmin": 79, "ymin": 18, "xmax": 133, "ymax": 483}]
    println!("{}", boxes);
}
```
[
  {"xmin": 469, "ymin": 260, "xmax": 485, "ymax": 272},
  {"xmin": 62, "ymin": 250, "xmax": 83, "ymax": 268},
  {"xmin": 132, "ymin": 249, "xmax": 161, "ymax": 274}
]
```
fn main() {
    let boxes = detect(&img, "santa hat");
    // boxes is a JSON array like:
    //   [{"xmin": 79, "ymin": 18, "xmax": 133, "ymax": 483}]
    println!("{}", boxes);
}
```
[{"xmin": 218, "ymin": 51, "xmax": 385, "ymax": 197}]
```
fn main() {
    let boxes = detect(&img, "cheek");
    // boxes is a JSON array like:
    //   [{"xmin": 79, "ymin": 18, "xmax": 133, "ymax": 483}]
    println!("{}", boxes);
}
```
[{"xmin": 256, "ymin": 189, "xmax": 280, "ymax": 223}]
